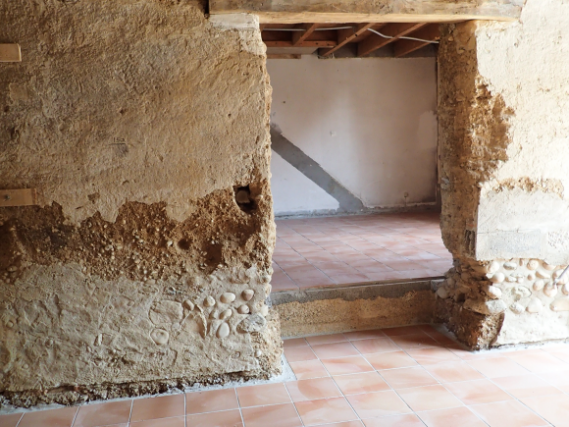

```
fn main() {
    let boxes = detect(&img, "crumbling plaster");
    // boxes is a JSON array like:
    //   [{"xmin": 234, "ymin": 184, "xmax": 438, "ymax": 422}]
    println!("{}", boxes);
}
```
[
  {"xmin": 437, "ymin": 0, "xmax": 569, "ymax": 347},
  {"xmin": 0, "ymin": 1, "xmax": 281, "ymax": 408}
]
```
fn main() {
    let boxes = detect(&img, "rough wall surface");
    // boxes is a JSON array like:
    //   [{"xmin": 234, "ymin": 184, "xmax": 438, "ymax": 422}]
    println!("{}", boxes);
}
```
[
  {"xmin": 0, "ymin": 1, "xmax": 281, "ymax": 407},
  {"xmin": 437, "ymin": 0, "xmax": 569, "ymax": 347}
]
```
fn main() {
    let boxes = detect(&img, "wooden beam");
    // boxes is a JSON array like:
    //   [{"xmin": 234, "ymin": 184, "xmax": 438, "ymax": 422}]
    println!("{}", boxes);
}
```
[
  {"xmin": 357, "ymin": 23, "xmax": 425, "ymax": 57},
  {"xmin": 260, "ymin": 24, "xmax": 267, "ymax": 31},
  {"xmin": 267, "ymin": 54, "xmax": 302, "ymax": 59},
  {"xmin": 393, "ymin": 24, "xmax": 441, "ymax": 57},
  {"xmin": 0, "ymin": 44, "xmax": 21, "ymax": 63},
  {"xmin": 209, "ymin": 0, "xmax": 521, "ymax": 24},
  {"xmin": 292, "ymin": 23, "xmax": 317, "ymax": 45},
  {"xmin": 0, "ymin": 189, "xmax": 37, "ymax": 207},
  {"xmin": 320, "ymin": 23, "xmax": 375, "ymax": 57},
  {"xmin": 265, "ymin": 40, "xmax": 336, "ymax": 48}
]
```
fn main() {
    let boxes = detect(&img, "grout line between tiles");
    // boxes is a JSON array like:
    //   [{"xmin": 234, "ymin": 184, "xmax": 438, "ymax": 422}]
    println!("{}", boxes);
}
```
[
  {"xmin": 233, "ymin": 386, "xmax": 246, "ymax": 427},
  {"xmin": 69, "ymin": 406, "xmax": 80, "ymax": 427},
  {"xmin": 13, "ymin": 413, "xmax": 24, "ymax": 427},
  {"xmin": 183, "ymin": 390, "xmax": 187, "ymax": 427}
]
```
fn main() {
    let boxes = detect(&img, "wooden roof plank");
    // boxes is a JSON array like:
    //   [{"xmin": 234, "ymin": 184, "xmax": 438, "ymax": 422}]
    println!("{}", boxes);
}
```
[
  {"xmin": 393, "ymin": 24, "xmax": 441, "ymax": 57},
  {"xmin": 320, "ymin": 23, "xmax": 375, "ymax": 57},
  {"xmin": 292, "ymin": 23, "xmax": 317, "ymax": 45},
  {"xmin": 357, "ymin": 23, "xmax": 425, "ymax": 57}
]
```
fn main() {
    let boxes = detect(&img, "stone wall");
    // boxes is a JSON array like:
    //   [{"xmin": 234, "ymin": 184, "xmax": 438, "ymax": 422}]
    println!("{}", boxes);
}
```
[
  {"xmin": 437, "ymin": 0, "xmax": 569, "ymax": 348},
  {"xmin": 0, "ymin": 1, "xmax": 280, "ymax": 407}
]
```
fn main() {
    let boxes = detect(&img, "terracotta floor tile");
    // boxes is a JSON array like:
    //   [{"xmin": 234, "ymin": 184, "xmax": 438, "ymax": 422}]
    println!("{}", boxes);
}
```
[
  {"xmin": 365, "ymin": 351, "xmax": 418, "ymax": 370},
  {"xmin": 424, "ymin": 361, "xmax": 485, "ymax": 383},
  {"xmin": 520, "ymin": 393, "xmax": 569, "ymax": 427},
  {"xmin": 544, "ymin": 347, "xmax": 569, "ymax": 363},
  {"xmin": 343, "ymin": 330, "xmax": 387, "ymax": 341},
  {"xmin": 186, "ymin": 388, "xmax": 239, "ymax": 414},
  {"xmin": 294, "ymin": 397, "xmax": 357, "ymax": 425},
  {"xmin": 186, "ymin": 410, "xmax": 243, "ymax": 427},
  {"xmin": 333, "ymin": 372, "xmax": 390, "ymax": 395},
  {"xmin": 241, "ymin": 403, "xmax": 302, "ymax": 427},
  {"xmin": 237, "ymin": 383, "xmax": 290, "ymax": 407},
  {"xmin": 288, "ymin": 359, "xmax": 330, "ymax": 380},
  {"xmin": 493, "ymin": 374, "xmax": 563, "ymax": 398},
  {"xmin": 538, "ymin": 369, "xmax": 569, "ymax": 392},
  {"xmin": 305, "ymin": 334, "xmax": 348, "ymax": 346},
  {"xmin": 507, "ymin": 350, "xmax": 569, "ymax": 374},
  {"xmin": 444, "ymin": 379, "xmax": 513, "ymax": 405},
  {"xmin": 284, "ymin": 345, "xmax": 317, "ymax": 362},
  {"xmin": 317, "ymin": 422, "xmax": 364, "ymax": 427},
  {"xmin": 347, "ymin": 391, "xmax": 412, "ymax": 418},
  {"xmin": 362, "ymin": 414, "xmax": 424, "ymax": 427},
  {"xmin": 467, "ymin": 356, "xmax": 529, "ymax": 378},
  {"xmin": 330, "ymin": 274, "xmax": 371, "ymax": 284},
  {"xmin": 18, "ymin": 407, "xmax": 76, "ymax": 427},
  {"xmin": 398, "ymin": 385, "xmax": 463, "ymax": 412},
  {"xmin": 310, "ymin": 342, "xmax": 359, "ymax": 359},
  {"xmin": 381, "ymin": 367, "xmax": 438, "ymax": 389},
  {"xmin": 384, "ymin": 327, "xmax": 430, "ymax": 337},
  {"xmin": 283, "ymin": 338, "xmax": 308, "ymax": 348},
  {"xmin": 74, "ymin": 400, "xmax": 132, "ymax": 427},
  {"xmin": 418, "ymin": 407, "xmax": 487, "ymax": 427},
  {"xmin": 131, "ymin": 393, "xmax": 184, "ymax": 421},
  {"xmin": 470, "ymin": 400, "xmax": 548, "ymax": 427},
  {"xmin": 351, "ymin": 338, "xmax": 400, "ymax": 354},
  {"xmin": 0, "ymin": 414, "xmax": 22, "ymax": 427},
  {"xmin": 390, "ymin": 333, "xmax": 439, "ymax": 350},
  {"xmin": 406, "ymin": 347, "xmax": 461, "ymax": 365},
  {"xmin": 130, "ymin": 416, "xmax": 185, "ymax": 427},
  {"xmin": 321, "ymin": 355, "xmax": 374, "ymax": 375},
  {"xmin": 285, "ymin": 377, "xmax": 342, "ymax": 402}
]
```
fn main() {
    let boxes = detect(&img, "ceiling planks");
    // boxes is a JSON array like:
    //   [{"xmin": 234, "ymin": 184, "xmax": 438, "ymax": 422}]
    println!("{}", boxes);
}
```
[
  {"xmin": 293, "ymin": 23, "xmax": 318, "ymax": 45},
  {"xmin": 320, "ymin": 23, "xmax": 376, "ymax": 57},
  {"xmin": 357, "ymin": 23, "xmax": 425, "ymax": 57},
  {"xmin": 393, "ymin": 24, "xmax": 441, "ymax": 57}
]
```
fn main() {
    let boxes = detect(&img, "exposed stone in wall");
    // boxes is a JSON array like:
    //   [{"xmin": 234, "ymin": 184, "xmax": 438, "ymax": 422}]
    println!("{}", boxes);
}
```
[
  {"xmin": 435, "ymin": 258, "xmax": 569, "ymax": 348},
  {"xmin": 0, "ymin": 0, "xmax": 280, "ymax": 407},
  {"xmin": 437, "ymin": 0, "xmax": 569, "ymax": 347}
]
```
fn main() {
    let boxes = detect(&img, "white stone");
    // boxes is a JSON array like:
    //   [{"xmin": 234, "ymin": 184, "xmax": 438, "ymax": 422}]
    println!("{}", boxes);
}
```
[
  {"xmin": 503, "ymin": 261, "xmax": 517, "ymax": 270},
  {"xmin": 255, "ymin": 349, "xmax": 263, "ymax": 357},
  {"xmin": 533, "ymin": 280, "xmax": 545, "ymax": 291},
  {"xmin": 542, "ymin": 262, "xmax": 557, "ymax": 271},
  {"xmin": 512, "ymin": 286, "xmax": 532, "ymax": 300},
  {"xmin": 488, "ymin": 261, "xmax": 500, "ymax": 274},
  {"xmin": 242, "ymin": 289, "xmax": 255, "ymax": 301},
  {"xmin": 464, "ymin": 298, "xmax": 507, "ymax": 315},
  {"xmin": 436, "ymin": 287, "xmax": 450, "ymax": 299},
  {"xmin": 237, "ymin": 305, "xmax": 250, "ymax": 314},
  {"xmin": 183, "ymin": 300, "xmax": 195, "ymax": 310},
  {"xmin": 204, "ymin": 296, "xmax": 216, "ymax": 307},
  {"xmin": 150, "ymin": 329, "xmax": 169, "ymax": 345},
  {"xmin": 563, "ymin": 283, "xmax": 569, "ymax": 296},
  {"xmin": 526, "ymin": 298, "xmax": 543, "ymax": 313},
  {"xmin": 219, "ymin": 309, "xmax": 232, "ymax": 320},
  {"xmin": 535, "ymin": 270, "xmax": 550, "ymax": 279},
  {"xmin": 510, "ymin": 303, "xmax": 524, "ymax": 314},
  {"xmin": 527, "ymin": 260, "xmax": 539, "ymax": 270},
  {"xmin": 544, "ymin": 284, "xmax": 558, "ymax": 297},
  {"xmin": 217, "ymin": 322, "xmax": 230, "ymax": 338},
  {"xmin": 220, "ymin": 292, "xmax": 236, "ymax": 303},
  {"xmin": 527, "ymin": 273, "xmax": 536, "ymax": 282},
  {"xmin": 486, "ymin": 285, "xmax": 502, "ymax": 299},
  {"xmin": 490, "ymin": 272, "xmax": 505, "ymax": 283},
  {"xmin": 551, "ymin": 299, "xmax": 569, "ymax": 312},
  {"xmin": 506, "ymin": 276, "xmax": 517, "ymax": 283}
]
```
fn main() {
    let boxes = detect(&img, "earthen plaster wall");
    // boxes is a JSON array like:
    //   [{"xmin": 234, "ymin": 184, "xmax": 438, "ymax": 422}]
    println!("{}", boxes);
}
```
[
  {"xmin": 0, "ymin": 1, "xmax": 280, "ymax": 407},
  {"xmin": 437, "ymin": 0, "xmax": 569, "ymax": 347}
]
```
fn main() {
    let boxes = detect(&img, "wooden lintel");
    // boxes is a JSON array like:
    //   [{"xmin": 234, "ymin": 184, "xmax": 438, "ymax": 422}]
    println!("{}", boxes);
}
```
[
  {"xmin": 267, "ymin": 54, "xmax": 302, "ymax": 59},
  {"xmin": 265, "ymin": 40, "xmax": 336, "ymax": 48},
  {"xmin": 357, "ymin": 23, "xmax": 425, "ymax": 57},
  {"xmin": 320, "ymin": 23, "xmax": 375, "ymax": 57},
  {"xmin": 292, "ymin": 23, "xmax": 318, "ymax": 45},
  {"xmin": 260, "ymin": 24, "xmax": 267, "ymax": 31},
  {"xmin": 209, "ymin": 0, "xmax": 521, "ymax": 24},
  {"xmin": 394, "ymin": 24, "xmax": 441, "ymax": 57},
  {"xmin": 0, "ymin": 189, "xmax": 37, "ymax": 207},
  {"xmin": 0, "ymin": 44, "xmax": 21, "ymax": 63}
]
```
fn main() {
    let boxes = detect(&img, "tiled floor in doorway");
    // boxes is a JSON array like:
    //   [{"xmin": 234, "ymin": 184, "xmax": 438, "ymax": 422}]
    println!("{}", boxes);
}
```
[
  {"xmin": 3, "ymin": 325, "xmax": 569, "ymax": 427},
  {"xmin": 272, "ymin": 212, "xmax": 452, "ymax": 292}
]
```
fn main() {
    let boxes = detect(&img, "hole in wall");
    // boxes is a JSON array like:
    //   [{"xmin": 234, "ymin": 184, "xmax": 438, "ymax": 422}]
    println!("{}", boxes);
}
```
[
  {"xmin": 235, "ymin": 185, "xmax": 255, "ymax": 213},
  {"xmin": 178, "ymin": 238, "xmax": 191, "ymax": 250}
]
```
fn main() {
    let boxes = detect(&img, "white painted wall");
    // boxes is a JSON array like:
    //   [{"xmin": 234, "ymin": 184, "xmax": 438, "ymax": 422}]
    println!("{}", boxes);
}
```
[{"xmin": 268, "ymin": 55, "xmax": 438, "ymax": 216}]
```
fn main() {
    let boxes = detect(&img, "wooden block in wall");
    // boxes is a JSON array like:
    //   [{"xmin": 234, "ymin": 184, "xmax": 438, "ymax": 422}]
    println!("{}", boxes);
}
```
[
  {"xmin": 0, "ymin": 189, "xmax": 37, "ymax": 207},
  {"xmin": 0, "ymin": 44, "xmax": 22, "ymax": 62}
]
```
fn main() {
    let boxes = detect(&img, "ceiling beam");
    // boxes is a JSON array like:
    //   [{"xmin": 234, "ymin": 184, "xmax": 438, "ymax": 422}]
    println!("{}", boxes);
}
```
[
  {"xmin": 393, "ymin": 24, "xmax": 441, "ymax": 57},
  {"xmin": 264, "ymin": 40, "xmax": 336, "ymax": 48},
  {"xmin": 209, "ymin": 0, "xmax": 522, "ymax": 24},
  {"xmin": 357, "ymin": 23, "xmax": 425, "ymax": 57},
  {"xmin": 320, "ymin": 23, "xmax": 375, "ymax": 57},
  {"xmin": 292, "ymin": 23, "xmax": 317, "ymax": 45}
]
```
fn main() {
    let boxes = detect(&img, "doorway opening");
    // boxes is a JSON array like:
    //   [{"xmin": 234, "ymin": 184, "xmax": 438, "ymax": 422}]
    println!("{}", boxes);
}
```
[{"xmin": 265, "ymin": 23, "xmax": 454, "ymax": 292}]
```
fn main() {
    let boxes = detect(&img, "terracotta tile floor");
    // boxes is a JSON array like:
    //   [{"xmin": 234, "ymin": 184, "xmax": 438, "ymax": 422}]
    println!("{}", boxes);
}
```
[
  {"xmin": 272, "ymin": 212, "xmax": 453, "ymax": 291},
  {"xmin": 4, "ymin": 325, "xmax": 569, "ymax": 427}
]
